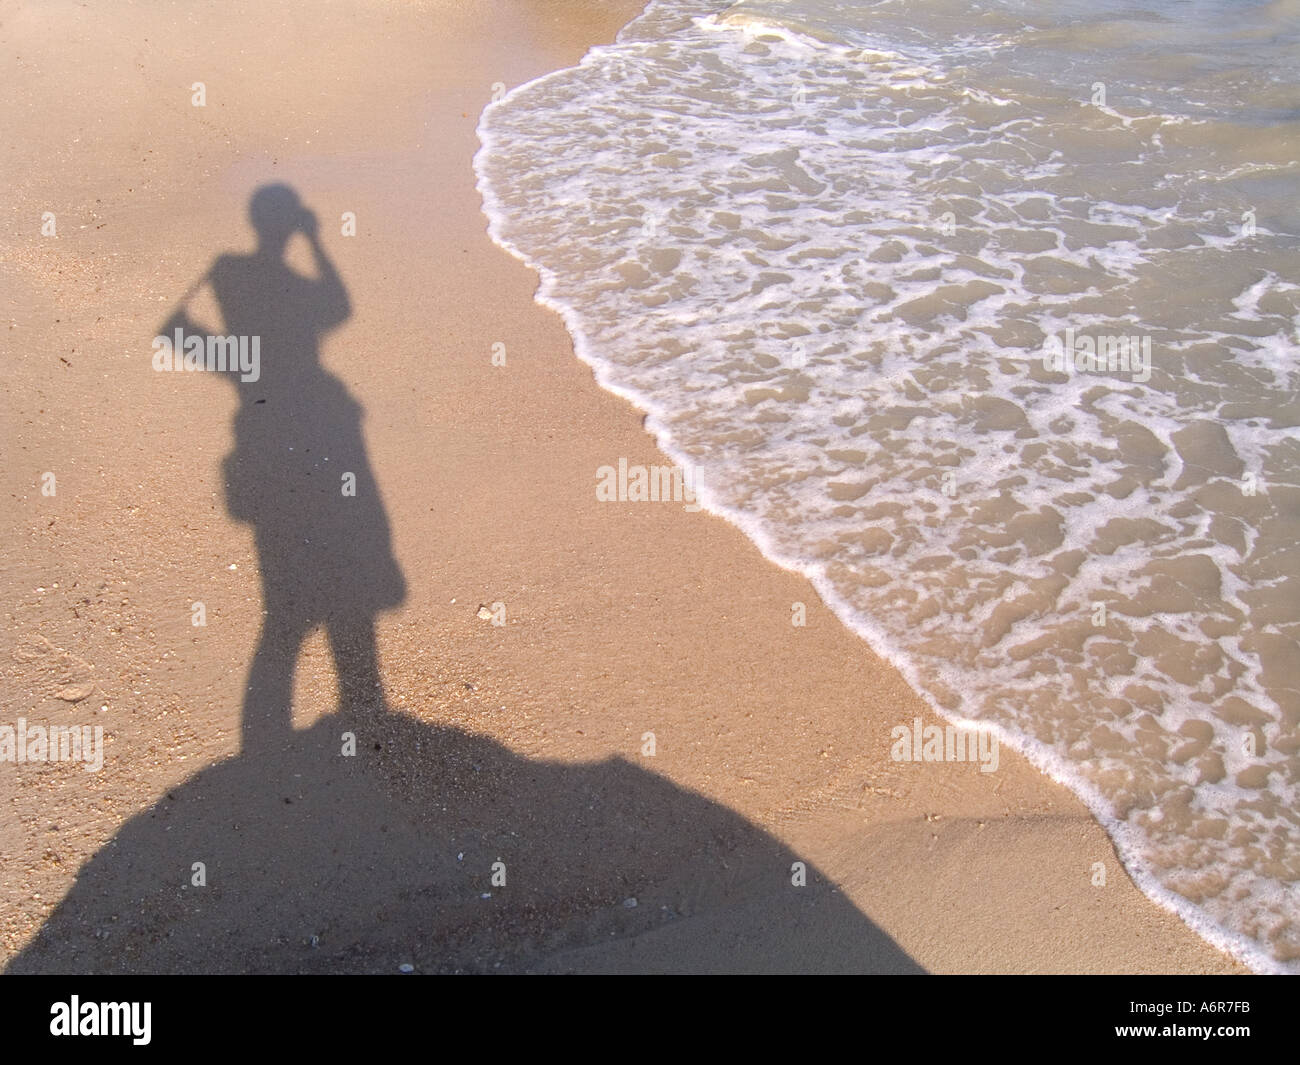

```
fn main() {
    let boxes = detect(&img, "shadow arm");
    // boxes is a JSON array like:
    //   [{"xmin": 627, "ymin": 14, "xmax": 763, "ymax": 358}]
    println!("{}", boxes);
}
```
[
  {"xmin": 154, "ymin": 269, "xmax": 243, "ymax": 379},
  {"xmin": 157, "ymin": 269, "xmax": 213, "ymax": 340},
  {"xmin": 307, "ymin": 232, "xmax": 350, "ymax": 327}
]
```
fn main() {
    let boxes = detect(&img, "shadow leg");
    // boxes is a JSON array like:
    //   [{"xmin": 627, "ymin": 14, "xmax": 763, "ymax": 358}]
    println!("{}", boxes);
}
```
[
  {"xmin": 328, "ymin": 614, "xmax": 385, "ymax": 716},
  {"xmin": 241, "ymin": 616, "xmax": 307, "ymax": 754}
]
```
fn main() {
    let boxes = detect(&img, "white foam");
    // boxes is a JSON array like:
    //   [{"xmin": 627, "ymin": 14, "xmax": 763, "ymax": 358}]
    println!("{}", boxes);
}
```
[{"xmin": 476, "ymin": 0, "xmax": 1300, "ymax": 973}]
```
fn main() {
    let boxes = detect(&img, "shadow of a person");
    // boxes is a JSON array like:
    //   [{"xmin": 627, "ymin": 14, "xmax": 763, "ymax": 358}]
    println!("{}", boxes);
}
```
[
  {"xmin": 162, "ymin": 184, "xmax": 404, "ymax": 753},
  {"xmin": 4, "ymin": 185, "xmax": 927, "ymax": 977}
]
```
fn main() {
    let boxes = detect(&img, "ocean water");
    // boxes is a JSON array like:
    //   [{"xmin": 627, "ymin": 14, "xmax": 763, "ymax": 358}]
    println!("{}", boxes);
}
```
[{"xmin": 476, "ymin": 0, "xmax": 1300, "ymax": 971}]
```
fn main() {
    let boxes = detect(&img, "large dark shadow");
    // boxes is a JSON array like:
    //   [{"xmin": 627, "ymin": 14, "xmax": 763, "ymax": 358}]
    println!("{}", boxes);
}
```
[
  {"xmin": 9, "ymin": 713, "xmax": 924, "ymax": 973},
  {"xmin": 8, "ymin": 185, "xmax": 923, "ymax": 974}
]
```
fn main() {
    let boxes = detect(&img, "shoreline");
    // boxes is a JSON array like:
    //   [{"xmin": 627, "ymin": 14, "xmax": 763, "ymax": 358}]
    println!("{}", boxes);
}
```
[
  {"xmin": 474, "ymin": 10, "xmax": 1274, "ymax": 972},
  {"xmin": 1, "ymin": 0, "xmax": 1247, "ymax": 972}
]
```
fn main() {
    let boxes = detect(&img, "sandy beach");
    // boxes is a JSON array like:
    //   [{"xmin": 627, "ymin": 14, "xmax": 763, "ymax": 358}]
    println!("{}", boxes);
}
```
[{"xmin": 0, "ymin": 0, "xmax": 1248, "ymax": 972}]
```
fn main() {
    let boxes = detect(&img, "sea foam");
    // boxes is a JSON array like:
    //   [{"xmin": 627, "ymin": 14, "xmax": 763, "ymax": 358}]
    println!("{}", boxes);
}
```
[{"xmin": 477, "ymin": 0, "xmax": 1300, "ymax": 971}]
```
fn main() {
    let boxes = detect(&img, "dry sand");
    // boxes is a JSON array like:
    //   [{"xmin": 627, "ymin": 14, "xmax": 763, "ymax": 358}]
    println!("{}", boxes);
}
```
[{"xmin": 0, "ymin": 0, "xmax": 1245, "ymax": 972}]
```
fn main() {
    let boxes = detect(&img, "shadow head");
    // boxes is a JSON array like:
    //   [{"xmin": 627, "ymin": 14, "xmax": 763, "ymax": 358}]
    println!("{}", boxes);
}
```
[{"xmin": 249, "ymin": 183, "xmax": 307, "ymax": 256}]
